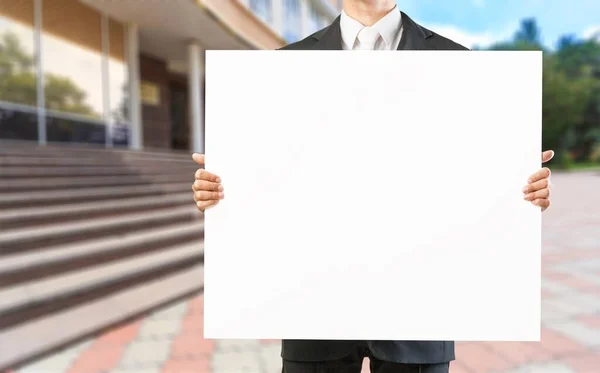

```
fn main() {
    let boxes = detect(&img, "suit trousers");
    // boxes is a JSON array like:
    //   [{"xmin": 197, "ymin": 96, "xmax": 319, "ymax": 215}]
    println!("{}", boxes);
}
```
[{"xmin": 282, "ymin": 342, "xmax": 449, "ymax": 373}]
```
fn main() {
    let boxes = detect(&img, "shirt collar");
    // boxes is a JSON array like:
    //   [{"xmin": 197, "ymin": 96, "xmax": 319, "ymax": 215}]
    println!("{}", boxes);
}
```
[{"xmin": 340, "ymin": 5, "xmax": 402, "ymax": 48}]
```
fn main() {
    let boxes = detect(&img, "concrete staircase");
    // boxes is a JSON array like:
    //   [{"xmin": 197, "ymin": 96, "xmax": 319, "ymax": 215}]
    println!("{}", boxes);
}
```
[{"xmin": 0, "ymin": 140, "xmax": 204, "ymax": 371}]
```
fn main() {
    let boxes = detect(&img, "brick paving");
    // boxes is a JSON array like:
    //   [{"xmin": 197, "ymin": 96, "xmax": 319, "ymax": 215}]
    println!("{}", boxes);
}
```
[{"xmin": 9, "ymin": 171, "xmax": 600, "ymax": 373}]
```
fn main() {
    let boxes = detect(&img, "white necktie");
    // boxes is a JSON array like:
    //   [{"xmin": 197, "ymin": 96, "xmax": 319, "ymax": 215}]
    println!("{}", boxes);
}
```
[{"xmin": 355, "ymin": 27, "xmax": 381, "ymax": 50}]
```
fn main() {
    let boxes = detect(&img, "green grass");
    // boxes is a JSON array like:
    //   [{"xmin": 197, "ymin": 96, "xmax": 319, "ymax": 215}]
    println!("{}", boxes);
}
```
[{"xmin": 560, "ymin": 161, "xmax": 600, "ymax": 171}]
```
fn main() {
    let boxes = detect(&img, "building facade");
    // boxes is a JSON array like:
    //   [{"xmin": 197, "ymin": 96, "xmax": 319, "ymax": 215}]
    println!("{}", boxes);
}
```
[{"xmin": 0, "ymin": 0, "xmax": 342, "ymax": 153}]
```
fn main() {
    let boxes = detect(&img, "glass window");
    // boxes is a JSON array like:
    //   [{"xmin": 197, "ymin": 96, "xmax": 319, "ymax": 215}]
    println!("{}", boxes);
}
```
[
  {"xmin": 0, "ymin": 0, "xmax": 130, "ymax": 145},
  {"xmin": 42, "ymin": 0, "xmax": 103, "ymax": 119},
  {"xmin": 250, "ymin": 0, "xmax": 272, "ymax": 24},
  {"xmin": 283, "ymin": 0, "xmax": 301, "ymax": 42},
  {"xmin": 41, "ymin": 0, "xmax": 106, "ymax": 144},
  {"xmin": 0, "ymin": 0, "xmax": 38, "ymax": 140},
  {"xmin": 0, "ymin": 105, "xmax": 38, "ymax": 141},
  {"xmin": 45, "ymin": 115, "xmax": 106, "ymax": 144}
]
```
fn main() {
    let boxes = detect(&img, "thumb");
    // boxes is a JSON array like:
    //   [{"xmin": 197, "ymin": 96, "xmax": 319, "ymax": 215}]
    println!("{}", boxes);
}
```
[
  {"xmin": 192, "ymin": 153, "xmax": 205, "ymax": 165},
  {"xmin": 542, "ymin": 150, "xmax": 554, "ymax": 163}
]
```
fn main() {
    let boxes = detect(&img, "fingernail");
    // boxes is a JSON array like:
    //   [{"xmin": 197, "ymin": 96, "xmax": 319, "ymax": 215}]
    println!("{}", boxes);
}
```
[
  {"xmin": 218, "ymin": 185, "xmax": 224, "ymax": 191},
  {"xmin": 524, "ymin": 194, "xmax": 531, "ymax": 200},
  {"xmin": 522, "ymin": 186, "xmax": 528, "ymax": 193},
  {"xmin": 219, "ymin": 192, "xmax": 224, "ymax": 199},
  {"xmin": 527, "ymin": 178, "xmax": 532, "ymax": 183},
  {"xmin": 216, "ymin": 177, "xmax": 221, "ymax": 183}
]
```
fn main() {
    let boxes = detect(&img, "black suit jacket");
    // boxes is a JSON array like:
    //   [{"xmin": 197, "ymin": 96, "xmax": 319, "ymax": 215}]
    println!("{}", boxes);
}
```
[{"xmin": 278, "ymin": 11, "xmax": 467, "ymax": 365}]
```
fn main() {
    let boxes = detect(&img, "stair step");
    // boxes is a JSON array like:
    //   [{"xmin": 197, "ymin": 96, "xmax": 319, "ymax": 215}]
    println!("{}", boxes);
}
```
[
  {"xmin": 0, "ymin": 174, "xmax": 192, "ymax": 192},
  {"xmin": 0, "ymin": 183, "xmax": 190, "ymax": 208},
  {"xmin": 0, "ymin": 241, "xmax": 203, "ymax": 323},
  {"xmin": 0, "ymin": 165, "xmax": 196, "ymax": 179},
  {"xmin": 0, "ymin": 266, "xmax": 203, "ymax": 371},
  {"xmin": 0, "ymin": 140, "xmax": 192, "ymax": 160},
  {"xmin": 0, "ymin": 155, "xmax": 196, "ymax": 168},
  {"xmin": 0, "ymin": 193, "xmax": 194, "ymax": 228},
  {"xmin": 0, "ymin": 141, "xmax": 207, "ymax": 371},
  {"xmin": 0, "ymin": 220, "xmax": 204, "ymax": 287},
  {"xmin": 0, "ymin": 206, "xmax": 200, "ymax": 253},
  {"xmin": 0, "ymin": 256, "xmax": 202, "ymax": 330}
]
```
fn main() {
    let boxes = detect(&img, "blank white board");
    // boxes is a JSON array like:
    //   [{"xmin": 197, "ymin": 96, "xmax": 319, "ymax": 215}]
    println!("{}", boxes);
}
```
[{"xmin": 204, "ymin": 50, "xmax": 542, "ymax": 341}]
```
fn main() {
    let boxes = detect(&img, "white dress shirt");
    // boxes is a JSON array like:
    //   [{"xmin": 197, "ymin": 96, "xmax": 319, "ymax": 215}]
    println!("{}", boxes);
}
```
[{"xmin": 340, "ymin": 6, "xmax": 403, "ymax": 50}]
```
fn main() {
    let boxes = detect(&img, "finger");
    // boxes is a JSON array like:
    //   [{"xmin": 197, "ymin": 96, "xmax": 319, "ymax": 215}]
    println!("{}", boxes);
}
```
[
  {"xmin": 192, "ymin": 180, "xmax": 223, "ymax": 192},
  {"xmin": 524, "ymin": 188, "xmax": 550, "ymax": 201},
  {"xmin": 195, "ymin": 168, "xmax": 221, "ymax": 182},
  {"xmin": 542, "ymin": 150, "xmax": 555, "ymax": 163},
  {"xmin": 196, "ymin": 200, "xmax": 219, "ymax": 211},
  {"xmin": 194, "ymin": 190, "xmax": 224, "ymax": 201},
  {"xmin": 532, "ymin": 198, "xmax": 550, "ymax": 210},
  {"xmin": 522, "ymin": 178, "xmax": 549, "ymax": 194},
  {"xmin": 528, "ymin": 167, "xmax": 551, "ymax": 183},
  {"xmin": 192, "ymin": 153, "xmax": 205, "ymax": 166}
]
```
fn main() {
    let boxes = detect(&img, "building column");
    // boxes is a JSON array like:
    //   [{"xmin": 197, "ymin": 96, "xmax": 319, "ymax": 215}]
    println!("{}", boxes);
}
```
[
  {"xmin": 101, "ymin": 14, "xmax": 112, "ymax": 147},
  {"xmin": 34, "ymin": 0, "xmax": 46, "ymax": 145},
  {"xmin": 126, "ymin": 23, "xmax": 143, "ymax": 150},
  {"xmin": 188, "ymin": 42, "xmax": 205, "ymax": 154}
]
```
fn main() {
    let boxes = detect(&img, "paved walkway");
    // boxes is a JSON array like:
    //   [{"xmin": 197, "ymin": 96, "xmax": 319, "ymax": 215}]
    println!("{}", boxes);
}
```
[{"xmin": 8, "ymin": 171, "xmax": 600, "ymax": 373}]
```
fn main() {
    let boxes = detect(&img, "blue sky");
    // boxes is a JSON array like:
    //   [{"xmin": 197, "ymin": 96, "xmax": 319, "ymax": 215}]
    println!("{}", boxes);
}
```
[{"xmin": 396, "ymin": 0, "xmax": 600, "ymax": 49}]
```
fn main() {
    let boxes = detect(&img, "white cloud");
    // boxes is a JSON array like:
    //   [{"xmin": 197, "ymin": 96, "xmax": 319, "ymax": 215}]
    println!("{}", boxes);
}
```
[
  {"xmin": 427, "ymin": 25, "xmax": 495, "ymax": 48},
  {"xmin": 583, "ymin": 25, "xmax": 600, "ymax": 40},
  {"xmin": 423, "ymin": 22, "xmax": 517, "ymax": 49}
]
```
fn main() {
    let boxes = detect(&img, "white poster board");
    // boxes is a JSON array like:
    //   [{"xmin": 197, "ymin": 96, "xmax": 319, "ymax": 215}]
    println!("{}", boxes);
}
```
[{"xmin": 203, "ymin": 50, "xmax": 542, "ymax": 341}]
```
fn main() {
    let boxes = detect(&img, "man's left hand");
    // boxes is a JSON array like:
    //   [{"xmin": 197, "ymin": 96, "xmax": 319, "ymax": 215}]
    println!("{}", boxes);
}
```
[{"xmin": 523, "ymin": 150, "xmax": 554, "ymax": 211}]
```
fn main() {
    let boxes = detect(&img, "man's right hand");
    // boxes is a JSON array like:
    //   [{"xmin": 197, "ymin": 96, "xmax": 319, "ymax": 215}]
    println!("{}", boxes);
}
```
[{"xmin": 192, "ymin": 153, "xmax": 224, "ymax": 212}]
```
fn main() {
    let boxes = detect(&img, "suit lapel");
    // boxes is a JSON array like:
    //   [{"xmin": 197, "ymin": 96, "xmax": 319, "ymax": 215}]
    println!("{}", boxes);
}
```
[
  {"xmin": 311, "ymin": 10, "xmax": 434, "ymax": 51},
  {"xmin": 312, "ymin": 16, "xmax": 343, "ymax": 50},
  {"xmin": 397, "ymin": 12, "xmax": 434, "ymax": 50}
]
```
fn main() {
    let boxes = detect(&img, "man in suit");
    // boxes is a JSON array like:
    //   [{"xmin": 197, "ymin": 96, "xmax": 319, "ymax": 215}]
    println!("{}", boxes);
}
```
[{"xmin": 191, "ymin": 1, "xmax": 554, "ymax": 372}]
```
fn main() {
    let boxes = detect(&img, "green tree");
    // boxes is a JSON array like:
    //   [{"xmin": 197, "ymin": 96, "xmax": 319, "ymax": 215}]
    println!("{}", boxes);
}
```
[
  {"xmin": 44, "ymin": 74, "xmax": 97, "ymax": 116},
  {"xmin": 514, "ymin": 18, "xmax": 542, "ymax": 45},
  {"xmin": 541, "ymin": 57, "xmax": 595, "ymax": 154},
  {"xmin": 486, "ymin": 19, "xmax": 600, "ymax": 167},
  {"xmin": 0, "ymin": 33, "xmax": 37, "ymax": 106},
  {"xmin": 553, "ymin": 37, "xmax": 600, "ymax": 161}
]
